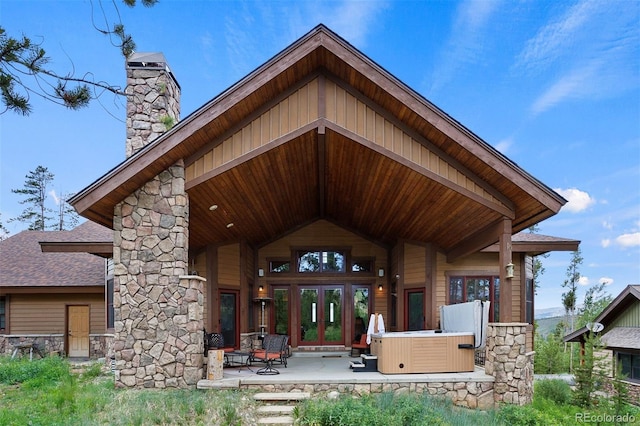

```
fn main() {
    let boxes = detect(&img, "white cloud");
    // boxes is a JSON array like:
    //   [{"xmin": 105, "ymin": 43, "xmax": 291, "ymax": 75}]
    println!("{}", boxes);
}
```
[
  {"xmin": 602, "ymin": 220, "xmax": 613, "ymax": 230},
  {"xmin": 516, "ymin": 0, "xmax": 597, "ymax": 71},
  {"xmin": 428, "ymin": 0, "xmax": 501, "ymax": 94},
  {"xmin": 578, "ymin": 276, "xmax": 590, "ymax": 286},
  {"xmin": 599, "ymin": 277, "xmax": 614, "ymax": 286},
  {"xmin": 601, "ymin": 239, "xmax": 611, "ymax": 248},
  {"xmin": 554, "ymin": 188, "xmax": 596, "ymax": 213},
  {"xmin": 494, "ymin": 138, "xmax": 513, "ymax": 154},
  {"xmin": 615, "ymin": 232, "xmax": 640, "ymax": 248},
  {"xmin": 49, "ymin": 189, "xmax": 60, "ymax": 205}
]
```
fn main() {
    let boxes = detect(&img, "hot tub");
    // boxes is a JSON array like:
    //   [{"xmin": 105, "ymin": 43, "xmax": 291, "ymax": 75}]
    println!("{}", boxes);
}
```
[
  {"xmin": 370, "ymin": 330, "xmax": 475, "ymax": 374},
  {"xmin": 369, "ymin": 300, "xmax": 490, "ymax": 374}
]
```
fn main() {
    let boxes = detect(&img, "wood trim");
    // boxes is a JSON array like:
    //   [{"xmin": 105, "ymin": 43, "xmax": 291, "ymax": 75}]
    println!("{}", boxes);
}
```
[{"xmin": 498, "ymin": 218, "xmax": 513, "ymax": 321}]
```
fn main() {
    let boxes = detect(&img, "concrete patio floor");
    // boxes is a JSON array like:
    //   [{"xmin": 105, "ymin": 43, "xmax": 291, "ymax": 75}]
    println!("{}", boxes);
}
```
[{"xmin": 197, "ymin": 352, "xmax": 493, "ymax": 390}]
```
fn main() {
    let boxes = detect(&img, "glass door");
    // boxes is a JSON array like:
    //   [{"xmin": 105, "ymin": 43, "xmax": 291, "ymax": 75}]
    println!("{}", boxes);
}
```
[
  {"xmin": 220, "ymin": 291, "xmax": 238, "ymax": 348},
  {"xmin": 299, "ymin": 285, "xmax": 344, "ymax": 345},
  {"xmin": 406, "ymin": 289, "xmax": 425, "ymax": 331}
]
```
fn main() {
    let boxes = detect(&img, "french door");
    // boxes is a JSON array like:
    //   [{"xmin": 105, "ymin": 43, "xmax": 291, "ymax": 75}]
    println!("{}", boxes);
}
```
[{"xmin": 298, "ymin": 285, "xmax": 343, "ymax": 345}]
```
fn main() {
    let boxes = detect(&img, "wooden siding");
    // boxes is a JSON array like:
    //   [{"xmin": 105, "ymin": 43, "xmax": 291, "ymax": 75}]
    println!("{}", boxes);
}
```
[
  {"xmin": 8, "ymin": 293, "xmax": 104, "ymax": 334},
  {"xmin": 436, "ymin": 252, "xmax": 522, "ymax": 324},
  {"xmin": 610, "ymin": 300, "xmax": 640, "ymax": 328},
  {"xmin": 218, "ymin": 243, "xmax": 240, "ymax": 286},
  {"xmin": 403, "ymin": 243, "xmax": 426, "ymax": 285},
  {"xmin": 324, "ymin": 79, "xmax": 506, "ymax": 209},
  {"xmin": 186, "ymin": 78, "xmax": 319, "ymax": 183},
  {"xmin": 259, "ymin": 220, "xmax": 387, "ymax": 267}
]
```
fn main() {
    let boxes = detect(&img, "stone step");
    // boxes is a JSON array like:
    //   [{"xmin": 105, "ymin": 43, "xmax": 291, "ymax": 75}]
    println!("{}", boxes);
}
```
[
  {"xmin": 256, "ymin": 415, "xmax": 294, "ymax": 425},
  {"xmin": 253, "ymin": 392, "xmax": 310, "ymax": 402},
  {"xmin": 257, "ymin": 405, "xmax": 295, "ymax": 415}
]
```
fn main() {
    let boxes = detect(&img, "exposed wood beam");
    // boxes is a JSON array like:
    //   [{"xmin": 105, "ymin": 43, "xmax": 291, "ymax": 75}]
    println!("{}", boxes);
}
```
[{"xmin": 446, "ymin": 218, "xmax": 510, "ymax": 263}]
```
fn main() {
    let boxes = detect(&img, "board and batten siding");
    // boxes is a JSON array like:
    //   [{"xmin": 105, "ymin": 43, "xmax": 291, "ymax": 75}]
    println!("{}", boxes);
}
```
[
  {"xmin": 8, "ymin": 293, "xmax": 105, "ymax": 334},
  {"xmin": 186, "ymin": 78, "xmax": 319, "ymax": 183},
  {"xmin": 610, "ymin": 300, "xmax": 640, "ymax": 328}
]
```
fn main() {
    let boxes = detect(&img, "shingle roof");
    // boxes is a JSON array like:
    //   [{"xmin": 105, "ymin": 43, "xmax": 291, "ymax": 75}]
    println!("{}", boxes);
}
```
[
  {"xmin": 0, "ymin": 221, "xmax": 107, "ymax": 288},
  {"xmin": 601, "ymin": 327, "xmax": 640, "ymax": 350}
]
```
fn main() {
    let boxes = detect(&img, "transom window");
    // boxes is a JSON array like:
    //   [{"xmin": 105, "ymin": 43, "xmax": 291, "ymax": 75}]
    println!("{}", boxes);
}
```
[
  {"xmin": 448, "ymin": 276, "xmax": 500, "ymax": 322},
  {"xmin": 297, "ymin": 250, "xmax": 345, "ymax": 273},
  {"xmin": 269, "ymin": 260, "xmax": 291, "ymax": 273}
]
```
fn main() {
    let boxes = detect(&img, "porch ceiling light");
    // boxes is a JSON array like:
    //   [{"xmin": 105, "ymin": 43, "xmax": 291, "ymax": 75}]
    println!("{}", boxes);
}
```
[
  {"xmin": 226, "ymin": 223, "xmax": 234, "ymax": 228},
  {"xmin": 209, "ymin": 204, "xmax": 218, "ymax": 211}
]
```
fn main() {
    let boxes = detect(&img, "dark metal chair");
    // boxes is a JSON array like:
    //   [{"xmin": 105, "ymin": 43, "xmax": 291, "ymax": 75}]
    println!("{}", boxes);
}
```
[{"xmin": 250, "ymin": 334, "xmax": 289, "ymax": 375}]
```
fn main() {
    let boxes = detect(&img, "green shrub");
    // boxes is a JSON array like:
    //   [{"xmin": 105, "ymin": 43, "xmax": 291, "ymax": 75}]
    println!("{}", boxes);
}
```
[
  {"xmin": 535, "ymin": 379, "xmax": 572, "ymax": 405},
  {"xmin": 296, "ymin": 392, "xmax": 497, "ymax": 426},
  {"xmin": 0, "ymin": 355, "xmax": 70, "ymax": 386}
]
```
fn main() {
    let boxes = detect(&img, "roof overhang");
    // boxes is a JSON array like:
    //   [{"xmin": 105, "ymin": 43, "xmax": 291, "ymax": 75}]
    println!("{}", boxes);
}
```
[{"xmin": 70, "ymin": 25, "xmax": 567, "ymax": 257}]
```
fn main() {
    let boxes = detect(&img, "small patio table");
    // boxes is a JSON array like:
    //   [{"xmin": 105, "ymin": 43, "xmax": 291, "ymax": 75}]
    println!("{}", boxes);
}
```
[{"xmin": 224, "ymin": 351, "xmax": 253, "ymax": 371}]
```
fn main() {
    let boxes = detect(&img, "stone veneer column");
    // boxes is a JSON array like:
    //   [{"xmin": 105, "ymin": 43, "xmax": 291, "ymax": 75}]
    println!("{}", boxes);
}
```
[
  {"xmin": 485, "ymin": 323, "xmax": 534, "ymax": 405},
  {"xmin": 112, "ymin": 162, "xmax": 203, "ymax": 388}
]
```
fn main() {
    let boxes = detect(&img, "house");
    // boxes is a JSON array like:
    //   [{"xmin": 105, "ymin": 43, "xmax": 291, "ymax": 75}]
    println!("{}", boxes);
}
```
[
  {"xmin": 0, "ymin": 221, "xmax": 112, "ymax": 358},
  {"xmin": 564, "ymin": 285, "xmax": 640, "ymax": 402},
  {"xmin": 66, "ymin": 25, "xmax": 579, "ymax": 391}
]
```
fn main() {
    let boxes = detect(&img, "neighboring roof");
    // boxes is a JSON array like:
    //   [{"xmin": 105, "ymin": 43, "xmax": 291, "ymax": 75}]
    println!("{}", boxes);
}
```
[
  {"xmin": 482, "ymin": 232, "xmax": 580, "ymax": 255},
  {"xmin": 39, "ymin": 220, "xmax": 113, "ymax": 257},
  {"xmin": 564, "ymin": 285, "xmax": 640, "ymax": 345},
  {"xmin": 70, "ymin": 24, "xmax": 567, "ymax": 257},
  {"xmin": 0, "ymin": 222, "xmax": 107, "ymax": 289},
  {"xmin": 601, "ymin": 327, "xmax": 640, "ymax": 350}
]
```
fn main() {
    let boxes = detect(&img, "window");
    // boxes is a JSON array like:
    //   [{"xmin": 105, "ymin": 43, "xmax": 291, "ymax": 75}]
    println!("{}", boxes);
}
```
[
  {"xmin": 297, "ymin": 250, "xmax": 345, "ymax": 273},
  {"xmin": 351, "ymin": 258, "xmax": 373, "ymax": 273},
  {"xmin": 617, "ymin": 352, "xmax": 640, "ymax": 383},
  {"xmin": 0, "ymin": 296, "xmax": 5, "ymax": 331},
  {"xmin": 448, "ymin": 275, "xmax": 500, "ymax": 321},
  {"xmin": 106, "ymin": 258, "xmax": 114, "ymax": 329},
  {"xmin": 269, "ymin": 260, "xmax": 290, "ymax": 273},
  {"xmin": 525, "ymin": 278, "xmax": 534, "ymax": 324}
]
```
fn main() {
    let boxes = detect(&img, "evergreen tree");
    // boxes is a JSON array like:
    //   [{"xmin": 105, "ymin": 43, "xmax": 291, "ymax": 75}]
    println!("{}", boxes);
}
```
[
  {"xmin": 0, "ymin": 213, "xmax": 9, "ymax": 240},
  {"xmin": 572, "ymin": 329, "xmax": 608, "ymax": 408},
  {"xmin": 1, "ymin": 0, "xmax": 156, "ymax": 115},
  {"xmin": 10, "ymin": 166, "xmax": 54, "ymax": 230},
  {"xmin": 562, "ymin": 248, "xmax": 583, "ymax": 371}
]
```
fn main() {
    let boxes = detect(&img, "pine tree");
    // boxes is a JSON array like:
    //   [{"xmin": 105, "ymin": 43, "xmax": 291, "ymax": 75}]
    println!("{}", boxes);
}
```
[
  {"xmin": 562, "ymin": 248, "xmax": 583, "ymax": 371},
  {"xmin": 10, "ymin": 166, "xmax": 54, "ymax": 230}
]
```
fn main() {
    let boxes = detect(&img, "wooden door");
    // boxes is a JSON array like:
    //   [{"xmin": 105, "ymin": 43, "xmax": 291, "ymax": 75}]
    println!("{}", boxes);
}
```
[{"xmin": 68, "ymin": 305, "xmax": 90, "ymax": 357}]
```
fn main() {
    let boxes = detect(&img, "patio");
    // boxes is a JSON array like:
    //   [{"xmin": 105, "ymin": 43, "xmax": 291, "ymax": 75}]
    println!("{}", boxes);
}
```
[{"xmin": 197, "ymin": 352, "xmax": 496, "ymax": 409}]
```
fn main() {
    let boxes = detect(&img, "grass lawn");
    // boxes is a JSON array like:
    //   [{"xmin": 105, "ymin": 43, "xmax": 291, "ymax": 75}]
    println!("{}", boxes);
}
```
[{"xmin": 1, "ymin": 356, "xmax": 638, "ymax": 425}]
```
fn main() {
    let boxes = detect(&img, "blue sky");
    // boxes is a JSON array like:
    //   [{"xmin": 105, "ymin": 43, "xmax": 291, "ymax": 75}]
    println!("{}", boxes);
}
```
[{"xmin": 1, "ymin": 0, "xmax": 639, "ymax": 311}]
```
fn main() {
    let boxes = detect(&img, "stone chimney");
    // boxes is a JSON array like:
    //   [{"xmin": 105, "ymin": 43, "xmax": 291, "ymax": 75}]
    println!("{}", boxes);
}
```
[{"xmin": 125, "ymin": 52, "xmax": 180, "ymax": 158}]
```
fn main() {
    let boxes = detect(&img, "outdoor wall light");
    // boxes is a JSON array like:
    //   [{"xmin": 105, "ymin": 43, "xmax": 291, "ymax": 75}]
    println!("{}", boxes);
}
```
[
  {"xmin": 378, "ymin": 268, "xmax": 384, "ymax": 277},
  {"xmin": 258, "ymin": 268, "xmax": 265, "ymax": 277},
  {"xmin": 259, "ymin": 285, "xmax": 264, "ymax": 292},
  {"xmin": 378, "ymin": 284, "xmax": 383, "ymax": 291},
  {"xmin": 505, "ymin": 262, "xmax": 514, "ymax": 279}
]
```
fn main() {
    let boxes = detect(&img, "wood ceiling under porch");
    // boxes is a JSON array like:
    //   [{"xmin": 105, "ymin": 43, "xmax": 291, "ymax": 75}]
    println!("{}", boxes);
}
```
[{"xmin": 185, "ymin": 73, "xmax": 549, "ymax": 259}]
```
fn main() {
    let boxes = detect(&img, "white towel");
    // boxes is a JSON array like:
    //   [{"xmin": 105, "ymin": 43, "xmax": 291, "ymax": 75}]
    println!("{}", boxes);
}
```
[{"xmin": 366, "ymin": 313, "xmax": 385, "ymax": 344}]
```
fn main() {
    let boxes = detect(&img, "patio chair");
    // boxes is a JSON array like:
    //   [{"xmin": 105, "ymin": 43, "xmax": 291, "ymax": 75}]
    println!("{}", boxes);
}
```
[
  {"xmin": 251, "ymin": 334, "xmax": 289, "ymax": 375},
  {"xmin": 350, "ymin": 333, "xmax": 369, "ymax": 357}
]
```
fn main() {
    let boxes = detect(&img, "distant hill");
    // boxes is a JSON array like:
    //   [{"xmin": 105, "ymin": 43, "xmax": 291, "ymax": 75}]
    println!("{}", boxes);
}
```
[
  {"xmin": 535, "ymin": 306, "xmax": 566, "ymax": 319},
  {"xmin": 535, "ymin": 316, "xmax": 566, "ymax": 338}
]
